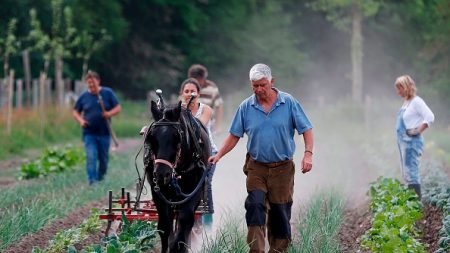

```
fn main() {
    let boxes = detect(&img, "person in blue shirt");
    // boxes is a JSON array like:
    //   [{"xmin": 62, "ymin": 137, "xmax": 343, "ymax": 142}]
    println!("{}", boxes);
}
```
[
  {"xmin": 73, "ymin": 71, "xmax": 121, "ymax": 185},
  {"xmin": 209, "ymin": 63, "xmax": 314, "ymax": 253}
]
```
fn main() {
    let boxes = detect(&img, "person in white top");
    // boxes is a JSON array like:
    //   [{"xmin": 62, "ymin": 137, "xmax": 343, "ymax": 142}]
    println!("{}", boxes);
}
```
[
  {"xmin": 395, "ymin": 75, "xmax": 435, "ymax": 199},
  {"xmin": 180, "ymin": 78, "xmax": 218, "ymax": 226}
]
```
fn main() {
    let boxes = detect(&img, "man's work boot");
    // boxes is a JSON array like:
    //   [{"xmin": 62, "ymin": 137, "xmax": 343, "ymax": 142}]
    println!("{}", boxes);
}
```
[{"xmin": 247, "ymin": 226, "xmax": 266, "ymax": 253}]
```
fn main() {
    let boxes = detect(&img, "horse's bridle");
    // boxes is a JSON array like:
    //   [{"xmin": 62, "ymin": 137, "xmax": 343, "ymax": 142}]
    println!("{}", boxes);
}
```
[{"xmin": 147, "ymin": 119, "xmax": 183, "ymax": 173}]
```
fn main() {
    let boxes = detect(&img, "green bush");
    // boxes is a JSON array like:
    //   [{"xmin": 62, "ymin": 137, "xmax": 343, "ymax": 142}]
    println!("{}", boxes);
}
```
[{"xmin": 19, "ymin": 145, "xmax": 85, "ymax": 179}]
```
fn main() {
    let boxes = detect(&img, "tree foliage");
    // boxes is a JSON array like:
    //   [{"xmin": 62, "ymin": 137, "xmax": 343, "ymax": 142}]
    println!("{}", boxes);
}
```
[{"xmin": 0, "ymin": 0, "xmax": 449, "ymax": 121}]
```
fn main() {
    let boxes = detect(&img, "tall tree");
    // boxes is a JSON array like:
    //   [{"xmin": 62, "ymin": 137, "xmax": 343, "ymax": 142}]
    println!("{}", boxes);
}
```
[
  {"xmin": 74, "ymin": 29, "xmax": 111, "ymax": 81},
  {"xmin": 0, "ymin": 18, "xmax": 20, "ymax": 79},
  {"xmin": 310, "ymin": 0, "xmax": 380, "ymax": 102}
]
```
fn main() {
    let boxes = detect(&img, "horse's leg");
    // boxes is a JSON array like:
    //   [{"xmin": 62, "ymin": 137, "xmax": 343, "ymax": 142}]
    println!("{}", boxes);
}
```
[
  {"xmin": 169, "ymin": 194, "xmax": 201, "ymax": 253},
  {"xmin": 154, "ymin": 196, "xmax": 173, "ymax": 253}
]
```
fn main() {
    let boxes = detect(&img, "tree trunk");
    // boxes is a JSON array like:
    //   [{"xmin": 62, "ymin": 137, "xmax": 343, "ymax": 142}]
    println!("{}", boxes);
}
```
[
  {"xmin": 16, "ymin": 79, "xmax": 23, "ymax": 108},
  {"xmin": 55, "ymin": 56, "xmax": 64, "ymax": 107},
  {"xmin": 22, "ymin": 50, "xmax": 32, "ymax": 107},
  {"xmin": 351, "ymin": 1, "xmax": 363, "ymax": 103},
  {"xmin": 6, "ymin": 70, "xmax": 14, "ymax": 135},
  {"xmin": 3, "ymin": 55, "xmax": 9, "ymax": 79},
  {"xmin": 82, "ymin": 59, "xmax": 88, "ymax": 82},
  {"xmin": 39, "ymin": 71, "xmax": 46, "ymax": 138}
]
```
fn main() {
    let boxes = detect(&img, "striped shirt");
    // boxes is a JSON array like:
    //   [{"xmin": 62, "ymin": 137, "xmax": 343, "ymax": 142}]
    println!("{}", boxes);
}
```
[{"xmin": 199, "ymin": 80, "xmax": 223, "ymax": 110}]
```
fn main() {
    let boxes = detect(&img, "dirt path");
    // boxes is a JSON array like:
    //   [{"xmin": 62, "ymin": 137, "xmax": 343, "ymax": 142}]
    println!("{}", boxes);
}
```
[{"xmin": 0, "ymin": 138, "xmax": 143, "ymax": 189}]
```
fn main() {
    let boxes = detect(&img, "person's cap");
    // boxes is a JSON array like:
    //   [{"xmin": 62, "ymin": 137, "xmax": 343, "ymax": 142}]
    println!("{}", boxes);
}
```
[{"xmin": 249, "ymin": 63, "xmax": 272, "ymax": 81}]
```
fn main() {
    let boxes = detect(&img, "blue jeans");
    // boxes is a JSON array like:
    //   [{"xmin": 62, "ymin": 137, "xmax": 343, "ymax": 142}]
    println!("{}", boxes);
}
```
[
  {"xmin": 206, "ymin": 151, "xmax": 217, "ymax": 213},
  {"xmin": 83, "ymin": 134, "xmax": 111, "ymax": 184}
]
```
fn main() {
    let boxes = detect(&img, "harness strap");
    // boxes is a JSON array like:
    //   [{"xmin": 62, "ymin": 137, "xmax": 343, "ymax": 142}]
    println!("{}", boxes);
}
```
[
  {"xmin": 183, "ymin": 112, "xmax": 203, "ymax": 159},
  {"xmin": 154, "ymin": 159, "xmax": 175, "ymax": 169}
]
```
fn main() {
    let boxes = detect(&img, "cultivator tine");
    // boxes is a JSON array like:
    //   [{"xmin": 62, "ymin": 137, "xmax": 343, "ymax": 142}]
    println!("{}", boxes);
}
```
[
  {"xmin": 127, "ymin": 192, "xmax": 131, "ymax": 209},
  {"xmin": 121, "ymin": 188, "xmax": 125, "ymax": 215},
  {"xmin": 105, "ymin": 190, "xmax": 113, "ymax": 236}
]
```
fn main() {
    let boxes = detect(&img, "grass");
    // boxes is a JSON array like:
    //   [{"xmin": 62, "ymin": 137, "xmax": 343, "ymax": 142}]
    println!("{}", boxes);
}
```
[
  {"xmin": 288, "ymin": 191, "xmax": 344, "ymax": 253},
  {"xmin": 0, "ymin": 100, "xmax": 149, "ymax": 160},
  {"xmin": 196, "ymin": 208, "xmax": 249, "ymax": 253},
  {"xmin": 194, "ymin": 191, "xmax": 344, "ymax": 253},
  {"xmin": 0, "ymin": 150, "xmax": 142, "ymax": 251}
]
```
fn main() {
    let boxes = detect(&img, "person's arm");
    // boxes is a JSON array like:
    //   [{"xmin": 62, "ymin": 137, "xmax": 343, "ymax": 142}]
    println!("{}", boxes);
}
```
[
  {"xmin": 406, "ymin": 98, "xmax": 434, "ymax": 136},
  {"xmin": 214, "ymin": 105, "xmax": 224, "ymax": 133},
  {"xmin": 208, "ymin": 134, "xmax": 240, "ymax": 164},
  {"xmin": 198, "ymin": 105, "xmax": 213, "ymax": 126},
  {"xmin": 103, "ymin": 104, "xmax": 121, "ymax": 119},
  {"xmin": 301, "ymin": 129, "xmax": 313, "ymax": 174},
  {"xmin": 72, "ymin": 109, "xmax": 88, "ymax": 127}
]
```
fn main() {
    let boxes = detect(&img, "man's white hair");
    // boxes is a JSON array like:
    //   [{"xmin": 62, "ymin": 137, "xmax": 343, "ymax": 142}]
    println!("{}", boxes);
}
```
[{"xmin": 249, "ymin": 63, "xmax": 272, "ymax": 81}]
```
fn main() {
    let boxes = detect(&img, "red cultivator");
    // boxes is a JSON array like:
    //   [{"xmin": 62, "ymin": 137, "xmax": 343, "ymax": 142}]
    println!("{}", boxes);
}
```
[{"xmin": 99, "ymin": 187, "xmax": 208, "ymax": 235}]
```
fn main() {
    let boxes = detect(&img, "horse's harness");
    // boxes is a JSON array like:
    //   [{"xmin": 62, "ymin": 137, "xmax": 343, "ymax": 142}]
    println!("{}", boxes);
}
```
[{"xmin": 144, "ymin": 113, "xmax": 208, "ymax": 205}]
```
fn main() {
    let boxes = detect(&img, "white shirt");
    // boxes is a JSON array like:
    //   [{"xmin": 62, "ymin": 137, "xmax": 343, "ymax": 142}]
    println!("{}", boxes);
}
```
[
  {"xmin": 402, "ymin": 96, "xmax": 435, "ymax": 129},
  {"xmin": 195, "ymin": 103, "xmax": 218, "ymax": 152}
]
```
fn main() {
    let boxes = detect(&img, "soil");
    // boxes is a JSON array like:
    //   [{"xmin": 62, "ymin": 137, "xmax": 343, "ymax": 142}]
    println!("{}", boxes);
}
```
[
  {"xmin": 337, "ymin": 202, "xmax": 373, "ymax": 253},
  {"xmin": 0, "ymin": 137, "xmax": 446, "ymax": 253},
  {"xmin": 2, "ymin": 201, "xmax": 106, "ymax": 253},
  {"xmin": 419, "ymin": 204, "xmax": 444, "ymax": 252},
  {"xmin": 337, "ymin": 202, "xmax": 444, "ymax": 253}
]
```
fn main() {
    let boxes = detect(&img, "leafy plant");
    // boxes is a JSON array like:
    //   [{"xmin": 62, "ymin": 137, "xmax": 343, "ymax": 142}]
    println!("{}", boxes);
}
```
[
  {"xmin": 360, "ymin": 177, "xmax": 426, "ymax": 253},
  {"xmin": 19, "ymin": 145, "xmax": 85, "ymax": 179},
  {"xmin": 32, "ymin": 209, "xmax": 102, "ymax": 253},
  {"xmin": 76, "ymin": 214, "xmax": 158, "ymax": 253}
]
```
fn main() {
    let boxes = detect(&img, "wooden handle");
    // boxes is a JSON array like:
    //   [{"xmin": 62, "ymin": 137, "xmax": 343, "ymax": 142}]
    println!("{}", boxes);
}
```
[{"xmin": 97, "ymin": 93, "xmax": 119, "ymax": 147}]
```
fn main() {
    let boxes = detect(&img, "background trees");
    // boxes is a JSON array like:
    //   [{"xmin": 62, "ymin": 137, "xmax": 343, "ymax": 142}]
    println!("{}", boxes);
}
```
[{"xmin": 0, "ymin": 0, "xmax": 449, "ymax": 121}]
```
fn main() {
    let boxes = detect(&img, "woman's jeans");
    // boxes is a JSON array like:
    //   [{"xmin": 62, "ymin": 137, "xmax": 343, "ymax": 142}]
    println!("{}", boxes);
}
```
[
  {"xmin": 397, "ymin": 134, "xmax": 423, "ymax": 185},
  {"xmin": 83, "ymin": 134, "xmax": 111, "ymax": 184}
]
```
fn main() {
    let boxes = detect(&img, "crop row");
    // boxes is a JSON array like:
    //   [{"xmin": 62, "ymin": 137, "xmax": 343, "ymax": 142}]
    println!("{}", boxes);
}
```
[
  {"xmin": 33, "ymin": 211, "xmax": 158, "ymax": 253},
  {"xmin": 360, "ymin": 177, "xmax": 426, "ymax": 253},
  {"xmin": 0, "ymin": 149, "xmax": 144, "ymax": 251}
]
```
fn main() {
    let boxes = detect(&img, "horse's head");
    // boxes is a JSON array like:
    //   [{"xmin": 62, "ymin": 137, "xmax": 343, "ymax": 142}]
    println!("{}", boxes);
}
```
[{"xmin": 148, "ymin": 101, "xmax": 183, "ymax": 186}]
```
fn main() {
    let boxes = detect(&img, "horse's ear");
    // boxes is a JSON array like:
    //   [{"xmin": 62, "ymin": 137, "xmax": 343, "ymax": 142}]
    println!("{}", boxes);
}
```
[
  {"xmin": 173, "ymin": 101, "xmax": 182, "ymax": 120},
  {"xmin": 151, "ymin": 100, "xmax": 163, "ymax": 121}
]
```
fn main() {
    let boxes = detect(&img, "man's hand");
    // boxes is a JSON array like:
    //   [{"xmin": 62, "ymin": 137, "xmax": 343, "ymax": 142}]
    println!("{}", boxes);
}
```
[
  {"xmin": 301, "ymin": 152, "xmax": 313, "ymax": 174},
  {"xmin": 79, "ymin": 119, "xmax": 88, "ymax": 128},
  {"xmin": 406, "ymin": 128, "xmax": 420, "ymax": 137},
  {"xmin": 208, "ymin": 154, "xmax": 220, "ymax": 165},
  {"xmin": 103, "ymin": 111, "xmax": 112, "ymax": 119}
]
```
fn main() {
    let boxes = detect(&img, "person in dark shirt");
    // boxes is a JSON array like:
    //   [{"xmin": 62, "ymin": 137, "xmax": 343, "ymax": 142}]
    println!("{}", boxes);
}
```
[{"xmin": 73, "ymin": 71, "xmax": 121, "ymax": 184}]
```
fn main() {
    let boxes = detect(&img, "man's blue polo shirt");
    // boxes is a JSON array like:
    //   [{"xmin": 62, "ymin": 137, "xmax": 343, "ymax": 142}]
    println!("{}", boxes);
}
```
[
  {"xmin": 230, "ymin": 88, "xmax": 312, "ymax": 163},
  {"xmin": 74, "ymin": 87, "xmax": 119, "ymax": 136}
]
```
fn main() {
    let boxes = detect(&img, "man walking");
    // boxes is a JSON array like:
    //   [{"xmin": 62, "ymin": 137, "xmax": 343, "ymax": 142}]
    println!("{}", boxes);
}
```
[
  {"xmin": 209, "ymin": 63, "xmax": 314, "ymax": 253},
  {"xmin": 73, "ymin": 71, "xmax": 121, "ymax": 184}
]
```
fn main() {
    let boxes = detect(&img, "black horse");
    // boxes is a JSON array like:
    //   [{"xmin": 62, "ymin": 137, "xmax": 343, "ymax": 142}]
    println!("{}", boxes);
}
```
[{"xmin": 143, "ymin": 100, "xmax": 211, "ymax": 253}]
